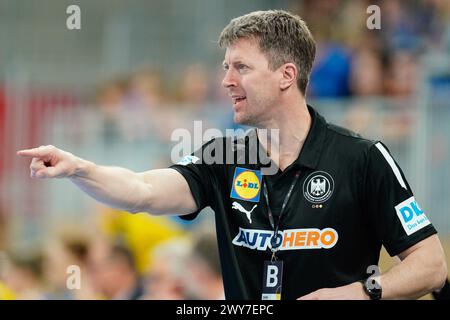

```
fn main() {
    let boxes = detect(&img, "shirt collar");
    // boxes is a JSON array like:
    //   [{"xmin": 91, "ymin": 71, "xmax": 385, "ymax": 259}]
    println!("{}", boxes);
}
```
[
  {"xmin": 240, "ymin": 104, "xmax": 327, "ymax": 170},
  {"xmin": 294, "ymin": 104, "xmax": 327, "ymax": 169}
]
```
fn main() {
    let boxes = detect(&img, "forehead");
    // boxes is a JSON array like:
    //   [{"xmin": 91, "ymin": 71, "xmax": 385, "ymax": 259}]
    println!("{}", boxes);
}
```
[{"xmin": 223, "ymin": 37, "xmax": 268, "ymax": 64}]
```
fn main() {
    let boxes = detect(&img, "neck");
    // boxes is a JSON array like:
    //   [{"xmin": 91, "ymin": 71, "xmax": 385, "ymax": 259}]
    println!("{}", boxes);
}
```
[{"xmin": 257, "ymin": 97, "xmax": 311, "ymax": 171}]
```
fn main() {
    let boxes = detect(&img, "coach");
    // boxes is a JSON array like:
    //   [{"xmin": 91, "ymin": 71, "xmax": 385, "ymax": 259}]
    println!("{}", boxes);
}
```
[{"xmin": 18, "ymin": 10, "xmax": 447, "ymax": 300}]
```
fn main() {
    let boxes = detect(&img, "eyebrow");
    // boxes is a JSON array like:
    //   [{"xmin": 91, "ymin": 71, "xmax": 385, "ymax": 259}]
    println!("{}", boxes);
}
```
[{"xmin": 222, "ymin": 60, "xmax": 246, "ymax": 67}]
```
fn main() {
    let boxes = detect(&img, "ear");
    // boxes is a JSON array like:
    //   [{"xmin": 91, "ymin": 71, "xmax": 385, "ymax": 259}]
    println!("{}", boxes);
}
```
[{"xmin": 279, "ymin": 63, "xmax": 298, "ymax": 91}]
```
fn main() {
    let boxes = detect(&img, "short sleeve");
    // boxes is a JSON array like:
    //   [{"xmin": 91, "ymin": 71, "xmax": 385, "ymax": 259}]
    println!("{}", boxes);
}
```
[
  {"xmin": 169, "ymin": 139, "xmax": 218, "ymax": 220},
  {"xmin": 364, "ymin": 141, "xmax": 437, "ymax": 256}
]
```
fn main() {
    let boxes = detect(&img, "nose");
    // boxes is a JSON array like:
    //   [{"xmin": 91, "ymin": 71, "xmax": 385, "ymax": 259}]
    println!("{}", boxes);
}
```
[{"xmin": 222, "ymin": 69, "xmax": 237, "ymax": 88}]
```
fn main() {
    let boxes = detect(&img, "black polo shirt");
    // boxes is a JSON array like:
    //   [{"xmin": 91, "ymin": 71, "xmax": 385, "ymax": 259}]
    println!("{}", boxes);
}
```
[{"xmin": 170, "ymin": 105, "xmax": 437, "ymax": 300}]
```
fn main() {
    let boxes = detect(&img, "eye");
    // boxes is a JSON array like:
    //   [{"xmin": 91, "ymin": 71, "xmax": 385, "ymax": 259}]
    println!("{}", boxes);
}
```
[
  {"xmin": 222, "ymin": 64, "xmax": 229, "ymax": 71},
  {"xmin": 238, "ymin": 64, "xmax": 248, "ymax": 70}
]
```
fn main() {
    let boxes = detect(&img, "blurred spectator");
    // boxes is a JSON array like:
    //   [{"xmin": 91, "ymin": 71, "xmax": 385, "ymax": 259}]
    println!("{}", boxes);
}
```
[
  {"xmin": 381, "ymin": 0, "xmax": 423, "ymax": 52},
  {"xmin": 2, "ymin": 251, "xmax": 45, "ymax": 299},
  {"xmin": 97, "ymin": 207, "xmax": 186, "ymax": 274},
  {"xmin": 88, "ymin": 238, "xmax": 144, "ymax": 300},
  {"xmin": 126, "ymin": 68, "xmax": 182, "ymax": 142},
  {"xmin": 308, "ymin": 43, "xmax": 352, "ymax": 98},
  {"xmin": 350, "ymin": 48, "xmax": 383, "ymax": 96},
  {"xmin": 120, "ymin": 68, "xmax": 165, "ymax": 141},
  {"xmin": 95, "ymin": 69, "xmax": 176, "ymax": 142},
  {"xmin": 176, "ymin": 63, "xmax": 211, "ymax": 110},
  {"xmin": 300, "ymin": 0, "xmax": 352, "ymax": 98},
  {"xmin": 184, "ymin": 232, "xmax": 224, "ymax": 300},
  {"xmin": 143, "ymin": 238, "xmax": 192, "ymax": 300},
  {"xmin": 95, "ymin": 77, "xmax": 128, "ymax": 142},
  {"xmin": 383, "ymin": 51, "xmax": 420, "ymax": 97},
  {"xmin": 163, "ymin": 63, "xmax": 225, "ymax": 143},
  {"xmin": 128, "ymin": 67, "xmax": 164, "ymax": 109},
  {"xmin": 379, "ymin": 0, "xmax": 447, "ymax": 52},
  {"xmin": 96, "ymin": 77, "xmax": 128, "ymax": 118},
  {"xmin": 42, "ymin": 233, "xmax": 96, "ymax": 299}
]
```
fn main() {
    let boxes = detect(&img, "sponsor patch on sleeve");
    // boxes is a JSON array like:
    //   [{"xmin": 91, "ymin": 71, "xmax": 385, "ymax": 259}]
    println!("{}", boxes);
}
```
[
  {"xmin": 395, "ymin": 196, "xmax": 431, "ymax": 236},
  {"xmin": 177, "ymin": 155, "xmax": 200, "ymax": 166}
]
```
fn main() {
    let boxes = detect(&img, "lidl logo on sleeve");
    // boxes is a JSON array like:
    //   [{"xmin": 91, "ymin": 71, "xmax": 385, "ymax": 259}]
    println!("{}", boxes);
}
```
[
  {"xmin": 395, "ymin": 196, "xmax": 430, "ymax": 236},
  {"xmin": 230, "ymin": 167, "xmax": 262, "ymax": 202}
]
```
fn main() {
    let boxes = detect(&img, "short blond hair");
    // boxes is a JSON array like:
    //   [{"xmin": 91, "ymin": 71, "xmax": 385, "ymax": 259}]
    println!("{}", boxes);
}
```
[{"xmin": 219, "ymin": 10, "xmax": 316, "ymax": 95}]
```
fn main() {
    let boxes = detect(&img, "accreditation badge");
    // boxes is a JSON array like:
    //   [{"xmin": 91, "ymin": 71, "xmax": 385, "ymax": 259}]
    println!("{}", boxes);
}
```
[{"xmin": 261, "ymin": 260, "xmax": 283, "ymax": 300}]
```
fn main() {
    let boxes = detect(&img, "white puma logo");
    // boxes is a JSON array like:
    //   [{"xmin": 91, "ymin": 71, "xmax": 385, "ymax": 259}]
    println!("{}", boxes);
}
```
[{"xmin": 232, "ymin": 201, "xmax": 257, "ymax": 224}]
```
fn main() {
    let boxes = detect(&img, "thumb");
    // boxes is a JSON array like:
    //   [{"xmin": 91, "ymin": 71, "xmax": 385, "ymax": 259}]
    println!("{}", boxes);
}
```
[{"xmin": 35, "ymin": 166, "xmax": 64, "ymax": 179}]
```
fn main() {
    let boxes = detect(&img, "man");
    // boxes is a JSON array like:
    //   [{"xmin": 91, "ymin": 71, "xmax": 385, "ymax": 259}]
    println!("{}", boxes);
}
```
[
  {"xmin": 143, "ymin": 238, "xmax": 192, "ymax": 300},
  {"xmin": 185, "ymin": 232, "xmax": 225, "ymax": 299},
  {"xmin": 17, "ymin": 10, "xmax": 447, "ymax": 300},
  {"xmin": 88, "ymin": 241, "xmax": 145, "ymax": 300}
]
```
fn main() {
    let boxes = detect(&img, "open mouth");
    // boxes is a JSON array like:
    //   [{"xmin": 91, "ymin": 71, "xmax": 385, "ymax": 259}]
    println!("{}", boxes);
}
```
[{"xmin": 232, "ymin": 96, "xmax": 246, "ymax": 104}]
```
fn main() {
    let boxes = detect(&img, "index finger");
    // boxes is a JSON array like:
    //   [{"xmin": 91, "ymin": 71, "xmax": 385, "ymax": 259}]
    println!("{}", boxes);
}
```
[{"xmin": 17, "ymin": 146, "xmax": 50, "ymax": 158}]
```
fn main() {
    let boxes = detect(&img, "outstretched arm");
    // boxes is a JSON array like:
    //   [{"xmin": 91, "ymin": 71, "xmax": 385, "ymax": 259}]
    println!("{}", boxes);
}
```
[{"xmin": 17, "ymin": 145, "xmax": 198, "ymax": 216}]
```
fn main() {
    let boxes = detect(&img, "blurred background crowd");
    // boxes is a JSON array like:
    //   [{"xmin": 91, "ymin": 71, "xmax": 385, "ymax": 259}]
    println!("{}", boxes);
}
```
[{"xmin": 0, "ymin": 0, "xmax": 450, "ymax": 299}]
